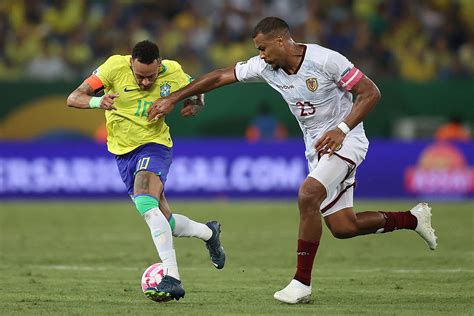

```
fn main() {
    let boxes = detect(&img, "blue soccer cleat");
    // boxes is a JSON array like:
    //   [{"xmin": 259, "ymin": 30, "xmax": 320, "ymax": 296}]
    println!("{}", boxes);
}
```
[
  {"xmin": 205, "ymin": 221, "xmax": 226, "ymax": 269},
  {"xmin": 144, "ymin": 275, "xmax": 185, "ymax": 302}
]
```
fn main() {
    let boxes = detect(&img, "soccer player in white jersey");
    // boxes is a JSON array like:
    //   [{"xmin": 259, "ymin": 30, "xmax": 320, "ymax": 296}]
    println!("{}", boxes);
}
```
[{"xmin": 147, "ymin": 17, "xmax": 438, "ymax": 304}]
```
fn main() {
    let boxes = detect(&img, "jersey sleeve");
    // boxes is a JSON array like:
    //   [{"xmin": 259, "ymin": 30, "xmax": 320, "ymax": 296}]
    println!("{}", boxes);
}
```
[
  {"xmin": 164, "ymin": 60, "xmax": 193, "ymax": 90},
  {"xmin": 324, "ymin": 52, "xmax": 363, "ymax": 91},
  {"xmin": 175, "ymin": 68, "xmax": 193, "ymax": 90},
  {"xmin": 234, "ymin": 56, "xmax": 265, "ymax": 83},
  {"xmin": 86, "ymin": 55, "xmax": 119, "ymax": 92}
]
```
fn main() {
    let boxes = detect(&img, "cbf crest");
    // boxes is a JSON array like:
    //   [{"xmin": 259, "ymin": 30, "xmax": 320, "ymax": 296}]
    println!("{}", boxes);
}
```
[
  {"xmin": 306, "ymin": 78, "xmax": 318, "ymax": 92},
  {"xmin": 160, "ymin": 82, "xmax": 171, "ymax": 97}
]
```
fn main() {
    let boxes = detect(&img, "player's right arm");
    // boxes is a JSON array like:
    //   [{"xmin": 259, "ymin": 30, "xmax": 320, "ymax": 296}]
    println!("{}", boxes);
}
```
[
  {"xmin": 67, "ymin": 80, "xmax": 118, "ymax": 110},
  {"xmin": 147, "ymin": 67, "xmax": 237, "ymax": 121},
  {"xmin": 67, "ymin": 56, "xmax": 122, "ymax": 110},
  {"xmin": 315, "ymin": 51, "xmax": 380, "ymax": 155}
]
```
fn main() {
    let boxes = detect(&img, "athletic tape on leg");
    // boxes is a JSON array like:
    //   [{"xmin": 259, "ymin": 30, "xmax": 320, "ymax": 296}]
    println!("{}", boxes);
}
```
[{"xmin": 133, "ymin": 194, "xmax": 159, "ymax": 216}]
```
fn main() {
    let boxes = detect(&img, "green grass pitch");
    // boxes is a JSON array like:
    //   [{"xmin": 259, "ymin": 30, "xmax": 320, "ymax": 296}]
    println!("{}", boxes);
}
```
[{"xmin": 0, "ymin": 200, "xmax": 472, "ymax": 315}]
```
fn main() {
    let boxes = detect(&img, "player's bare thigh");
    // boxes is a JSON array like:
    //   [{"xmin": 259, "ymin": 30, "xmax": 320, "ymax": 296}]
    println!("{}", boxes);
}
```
[{"xmin": 134, "ymin": 170, "xmax": 171, "ymax": 218}]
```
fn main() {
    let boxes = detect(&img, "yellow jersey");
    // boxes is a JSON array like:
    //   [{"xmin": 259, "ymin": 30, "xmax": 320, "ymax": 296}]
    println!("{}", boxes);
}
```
[{"xmin": 92, "ymin": 55, "xmax": 192, "ymax": 155}]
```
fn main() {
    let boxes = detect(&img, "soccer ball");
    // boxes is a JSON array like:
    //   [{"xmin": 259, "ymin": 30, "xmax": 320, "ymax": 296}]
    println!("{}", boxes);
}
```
[{"xmin": 141, "ymin": 263, "xmax": 165, "ymax": 292}]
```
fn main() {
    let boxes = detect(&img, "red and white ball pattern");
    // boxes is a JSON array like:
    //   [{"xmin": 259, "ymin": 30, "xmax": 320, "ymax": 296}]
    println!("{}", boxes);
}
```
[{"xmin": 141, "ymin": 263, "xmax": 165, "ymax": 292}]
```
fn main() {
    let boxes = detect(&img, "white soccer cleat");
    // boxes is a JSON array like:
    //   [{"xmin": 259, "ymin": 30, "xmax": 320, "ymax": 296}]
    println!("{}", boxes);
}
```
[
  {"xmin": 273, "ymin": 279, "xmax": 312, "ymax": 304},
  {"xmin": 409, "ymin": 203, "xmax": 437, "ymax": 250}
]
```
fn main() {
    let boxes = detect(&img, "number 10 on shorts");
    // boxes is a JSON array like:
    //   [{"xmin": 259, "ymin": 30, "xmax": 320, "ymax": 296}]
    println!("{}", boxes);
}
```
[{"xmin": 137, "ymin": 157, "xmax": 150, "ymax": 171}]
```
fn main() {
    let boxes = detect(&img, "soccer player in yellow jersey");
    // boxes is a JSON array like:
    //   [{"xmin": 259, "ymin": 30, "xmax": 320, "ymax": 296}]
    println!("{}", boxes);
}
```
[{"xmin": 67, "ymin": 40, "xmax": 225, "ymax": 302}]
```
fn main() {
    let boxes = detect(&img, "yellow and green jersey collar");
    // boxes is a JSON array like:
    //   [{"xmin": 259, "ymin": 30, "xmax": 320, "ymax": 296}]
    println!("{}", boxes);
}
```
[{"xmin": 158, "ymin": 63, "xmax": 168, "ymax": 75}]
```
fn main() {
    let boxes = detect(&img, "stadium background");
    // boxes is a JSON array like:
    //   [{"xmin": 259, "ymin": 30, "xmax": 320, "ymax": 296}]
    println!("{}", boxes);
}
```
[
  {"xmin": 0, "ymin": 0, "xmax": 472, "ymax": 199},
  {"xmin": 0, "ymin": 1, "xmax": 473, "ymax": 315}
]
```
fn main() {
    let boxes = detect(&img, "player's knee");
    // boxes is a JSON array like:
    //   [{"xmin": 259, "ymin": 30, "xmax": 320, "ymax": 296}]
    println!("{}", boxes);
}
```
[
  {"xmin": 133, "ymin": 194, "xmax": 159, "ymax": 216},
  {"xmin": 298, "ymin": 193, "xmax": 319, "ymax": 214},
  {"xmin": 329, "ymin": 224, "xmax": 358, "ymax": 239},
  {"xmin": 298, "ymin": 182, "xmax": 325, "ymax": 213}
]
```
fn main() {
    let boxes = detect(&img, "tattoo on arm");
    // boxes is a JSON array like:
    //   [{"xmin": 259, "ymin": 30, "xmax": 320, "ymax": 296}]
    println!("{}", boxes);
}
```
[
  {"xmin": 76, "ymin": 81, "xmax": 94, "ymax": 96},
  {"xmin": 67, "ymin": 82, "xmax": 95, "ymax": 108}
]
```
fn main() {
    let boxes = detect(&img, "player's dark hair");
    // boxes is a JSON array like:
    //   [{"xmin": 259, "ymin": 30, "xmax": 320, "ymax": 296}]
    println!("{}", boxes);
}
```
[
  {"xmin": 132, "ymin": 40, "xmax": 160, "ymax": 64},
  {"xmin": 252, "ymin": 17, "xmax": 289, "ymax": 38}
]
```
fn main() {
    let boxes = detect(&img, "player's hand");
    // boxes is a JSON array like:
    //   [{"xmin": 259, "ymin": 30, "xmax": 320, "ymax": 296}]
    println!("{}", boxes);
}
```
[
  {"xmin": 315, "ymin": 128, "xmax": 346, "ymax": 156},
  {"xmin": 147, "ymin": 97, "xmax": 177, "ymax": 121},
  {"xmin": 180, "ymin": 96, "xmax": 204, "ymax": 117},
  {"xmin": 101, "ymin": 93, "xmax": 119, "ymax": 110}
]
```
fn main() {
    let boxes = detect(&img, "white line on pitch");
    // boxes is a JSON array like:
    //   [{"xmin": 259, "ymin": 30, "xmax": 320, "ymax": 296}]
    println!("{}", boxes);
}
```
[{"xmin": 31, "ymin": 265, "xmax": 474, "ymax": 273}]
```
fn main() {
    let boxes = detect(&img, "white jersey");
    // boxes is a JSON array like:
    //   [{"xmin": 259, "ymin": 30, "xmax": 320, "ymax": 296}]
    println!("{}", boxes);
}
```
[{"xmin": 234, "ymin": 44, "xmax": 365, "ymax": 159}]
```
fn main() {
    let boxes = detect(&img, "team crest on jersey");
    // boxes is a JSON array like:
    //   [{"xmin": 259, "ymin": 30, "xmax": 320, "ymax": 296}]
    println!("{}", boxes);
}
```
[
  {"xmin": 160, "ymin": 82, "xmax": 171, "ymax": 97},
  {"xmin": 306, "ymin": 78, "xmax": 318, "ymax": 92}
]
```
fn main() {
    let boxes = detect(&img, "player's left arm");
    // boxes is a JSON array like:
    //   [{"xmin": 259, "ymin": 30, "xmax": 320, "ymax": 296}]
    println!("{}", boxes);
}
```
[
  {"xmin": 315, "ymin": 75, "xmax": 381, "ymax": 155},
  {"xmin": 180, "ymin": 93, "xmax": 205, "ymax": 117},
  {"xmin": 341, "ymin": 75, "xmax": 381, "ymax": 130}
]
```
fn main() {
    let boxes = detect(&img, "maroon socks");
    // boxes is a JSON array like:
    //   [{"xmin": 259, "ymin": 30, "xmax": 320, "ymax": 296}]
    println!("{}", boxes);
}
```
[
  {"xmin": 379, "ymin": 211, "xmax": 417, "ymax": 233},
  {"xmin": 294, "ymin": 239, "xmax": 320, "ymax": 286},
  {"xmin": 293, "ymin": 211, "xmax": 417, "ymax": 286}
]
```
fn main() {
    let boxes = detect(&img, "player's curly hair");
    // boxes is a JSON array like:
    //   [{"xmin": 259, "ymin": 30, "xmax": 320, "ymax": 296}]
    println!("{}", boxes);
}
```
[
  {"xmin": 132, "ymin": 40, "xmax": 160, "ymax": 64},
  {"xmin": 252, "ymin": 17, "xmax": 289, "ymax": 38}
]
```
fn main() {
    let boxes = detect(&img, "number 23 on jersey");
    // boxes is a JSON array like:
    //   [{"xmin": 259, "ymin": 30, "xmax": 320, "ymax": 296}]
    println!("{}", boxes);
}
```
[{"xmin": 296, "ymin": 101, "xmax": 316, "ymax": 117}]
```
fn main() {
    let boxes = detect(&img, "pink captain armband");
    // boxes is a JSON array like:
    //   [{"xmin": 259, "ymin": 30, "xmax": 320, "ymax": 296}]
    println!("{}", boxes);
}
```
[{"xmin": 338, "ymin": 67, "xmax": 364, "ymax": 91}]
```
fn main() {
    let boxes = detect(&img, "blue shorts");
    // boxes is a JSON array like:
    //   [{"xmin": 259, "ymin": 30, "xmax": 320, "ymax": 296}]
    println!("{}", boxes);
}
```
[{"xmin": 115, "ymin": 143, "xmax": 172, "ymax": 196}]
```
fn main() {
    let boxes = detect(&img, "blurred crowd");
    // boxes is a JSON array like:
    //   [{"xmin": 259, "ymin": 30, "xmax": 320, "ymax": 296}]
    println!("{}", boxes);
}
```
[{"xmin": 0, "ymin": 0, "xmax": 472, "ymax": 82}]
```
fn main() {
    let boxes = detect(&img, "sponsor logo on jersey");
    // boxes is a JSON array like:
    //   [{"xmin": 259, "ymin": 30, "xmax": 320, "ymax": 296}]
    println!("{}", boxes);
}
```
[
  {"xmin": 237, "ymin": 61, "xmax": 248, "ymax": 65},
  {"xmin": 123, "ymin": 87, "xmax": 139, "ymax": 92},
  {"xmin": 160, "ymin": 82, "xmax": 171, "ymax": 97},
  {"xmin": 93, "ymin": 68, "xmax": 99, "ymax": 75},
  {"xmin": 276, "ymin": 84, "xmax": 295, "ymax": 90},
  {"xmin": 306, "ymin": 78, "xmax": 318, "ymax": 92}
]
